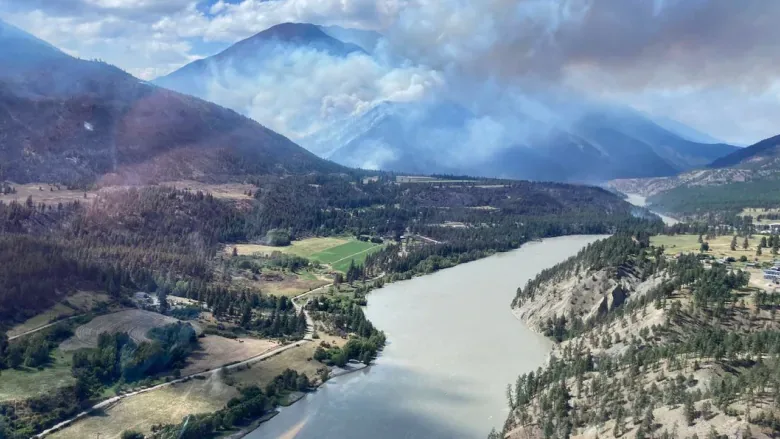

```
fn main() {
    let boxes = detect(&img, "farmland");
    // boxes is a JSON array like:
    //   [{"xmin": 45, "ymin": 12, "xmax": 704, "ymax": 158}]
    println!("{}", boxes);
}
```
[
  {"xmin": 59, "ymin": 309, "xmax": 200, "ymax": 351},
  {"xmin": 181, "ymin": 335, "xmax": 277, "ymax": 376},
  {"xmin": 650, "ymin": 233, "xmax": 776, "ymax": 264},
  {"xmin": 49, "ymin": 372, "xmax": 239, "ymax": 439},
  {"xmin": 227, "ymin": 236, "xmax": 384, "ymax": 273},
  {"xmin": 227, "ymin": 236, "xmax": 350, "ymax": 258},
  {"xmin": 310, "ymin": 240, "xmax": 384, "ymax": 272}
]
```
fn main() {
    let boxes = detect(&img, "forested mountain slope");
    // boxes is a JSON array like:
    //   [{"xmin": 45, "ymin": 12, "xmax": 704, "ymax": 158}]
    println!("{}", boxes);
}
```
[
  {"xmin": 610, "ymin": 133, "xmax": 780, "ymax": 219},
  {"xmin": 500, "ymin": 235, "xmax": 779, "ymax": 439},
  {"xmin": 0, "ymin": 19, "xmax": 339, "ymax": 185}
]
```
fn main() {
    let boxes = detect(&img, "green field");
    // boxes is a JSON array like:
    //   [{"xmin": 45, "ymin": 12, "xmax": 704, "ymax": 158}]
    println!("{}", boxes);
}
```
[
  {"xmin": 0, "ymin": 350, "xmax": 75, "ymax": 402},
  {"xmin": 228, "ymin": 237, "xmax": 350, "ymax": 258},
  {"xmin": 311, "ymin": 240, "xmax": 383, "ymax": 272}
]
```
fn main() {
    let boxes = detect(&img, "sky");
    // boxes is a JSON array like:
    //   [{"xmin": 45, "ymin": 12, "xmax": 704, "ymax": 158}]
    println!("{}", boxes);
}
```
[{"xmin": 1, "ymin": 0, "xmax": 778, "ymax": 145}]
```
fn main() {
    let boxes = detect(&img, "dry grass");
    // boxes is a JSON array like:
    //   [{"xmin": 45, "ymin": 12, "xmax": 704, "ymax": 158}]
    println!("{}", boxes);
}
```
[
  {"xmin": 229, "ymin": 342, "xmax": 324, "ymax": 388},
  {"xmin": 59, "ymin": 309, "xmax": 198, "ymax": 351},
  {"xmin": 160, "ymin": 180, "xmax": 255, "ymax": 201},
  {"xmin": 7, "ymin": 291, "xmax": 111, "ymax": 338},
  {"xmin": 181, "ymin": 335, "xmax": 277, "ymax": 376},
  {"xmin": 49, "ymin": 372, "xmax": 239, "ymax": 439},
  {"xmin": 0, "ymin": 183, "xmax": 97, "ymax": 205},
  {"xmin": 226, "ymin": 236, "xmax": 350, "ymax": 259},
  {"xmin": 651, "ymin": 234, "xmax": 776, "ymax": 264},
  {"xmin": 231, "ymin": 270, "xmax": 329, "ymax": 297}
]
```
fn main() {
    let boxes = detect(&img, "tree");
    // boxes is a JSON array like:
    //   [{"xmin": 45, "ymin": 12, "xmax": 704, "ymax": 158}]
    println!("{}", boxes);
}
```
[
  {"xmin": 743, "ymin": 236, "xmax": 750, "ymax": 250},
  {"xmin": 121, "ymin": 431, "xmax": 145, "ymax": 439},
  {"xmin": 757, "ymin": 246, "xmax": 763, "ymax": 257},
  {"xmin": 700, "ymin": 242, "xmax": 710, "ymax": 252},
  {"xmin": 684, "ymin": 395, "xmax": 696, "ymax": 426},
  {"xmin": 731, "ymin": 235, "xmax": 737, "ymax": 251},
  {"xmin": 232, "ymin": 247, "xmax": 238, "ymax": 257}
]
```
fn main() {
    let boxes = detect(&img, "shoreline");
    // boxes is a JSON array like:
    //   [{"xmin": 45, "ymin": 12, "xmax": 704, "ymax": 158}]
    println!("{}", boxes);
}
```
[{"xmin": 222, "ymin": 362, "xmax": 370, "ymax": 439}]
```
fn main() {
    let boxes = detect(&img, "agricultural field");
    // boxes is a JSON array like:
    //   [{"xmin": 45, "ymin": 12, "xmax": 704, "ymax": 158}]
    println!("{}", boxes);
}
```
[
  {"xmin": 227, "ymin": 236, "xmax": 350, "ymax": 258},
  {"xmin": 0, "ymin": 350, "xmax": 74, "ymax": 402},
  {"xmin": 49, "ymin": 372, "xmax": 239, "ymax": 439},
  {"xmin": 59, "ymin": 309, "xmax": 200, "ymax": 351},
  {"xmin": 228, "ymin": 342, "xmax": 324, "ymax": 389},
  {"xmin": 310, "ymin": 240, "xmax": 384, "ymax": 272},
  {"xmin": 181, "ymin": 335, "xmax": 277, "ymax": 376},
  {"xmin": 651, "ymin": 233, "xmax": 776, "ymax": 264},
  {"xmin": 50, "ymin": 344, "xmax": 327, "ymax": 439},
  {"xmin": 7, "ymin": 291, "xmax": 111, "ymax": 338}
]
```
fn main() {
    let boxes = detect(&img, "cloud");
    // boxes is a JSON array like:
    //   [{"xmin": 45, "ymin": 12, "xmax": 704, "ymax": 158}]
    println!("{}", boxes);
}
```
[{"xmin": 1, "ymin": 0, "xmax": 780, "ymax": 143}]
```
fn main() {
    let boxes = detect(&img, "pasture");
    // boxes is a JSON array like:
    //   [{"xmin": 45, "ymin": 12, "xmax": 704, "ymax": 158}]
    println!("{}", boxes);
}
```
[{"xmin": 181, "ymin": 335, "xmax": 277, "ymax": 376}]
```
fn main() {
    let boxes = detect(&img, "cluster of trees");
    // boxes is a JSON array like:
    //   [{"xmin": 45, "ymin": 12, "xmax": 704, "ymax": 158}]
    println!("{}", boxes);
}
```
[
  {"xmin": 0, "ymin": 386, "xmax": 82, "ymax": 439},
  {"xmin": 0, "ymin": 323, "xmax": 73, "ymax": 370},
  {"xmin": 503, "ymin": 235, "xmax": 779, "ymax": 438},
  {"xmin": 148, "ymin": 369, "xmax": 312, "ymax": 439},
  {"xmin": 72, "ymin": 323, "xmax": 198, "ymax": 398},
  {"xmin": 307, "ymin": 296, "xmax": 386, "ymax": 364}
]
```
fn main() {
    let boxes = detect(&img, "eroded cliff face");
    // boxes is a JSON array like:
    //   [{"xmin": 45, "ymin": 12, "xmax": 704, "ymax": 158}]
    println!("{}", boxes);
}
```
[
  {"xmin": 513, "ymin": 264, "xmax": 667, "ymax": 347},
  {"xmin": 504, "ymin": 251, "xmax": 778, "ymax": 439}
]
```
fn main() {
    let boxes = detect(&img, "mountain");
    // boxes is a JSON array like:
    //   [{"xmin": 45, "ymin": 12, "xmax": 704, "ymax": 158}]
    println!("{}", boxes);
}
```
[
  {"xmin": 649, "ymin": 115, "xmax": 725, "ymax": 145},
  {"xmin": 152, "ymin": 21, "xmax": 737, "ymax": 183},
  {"xmin": 0, "ymin": 19, "xmax": 339, "ymax": 185},
  {"xmin": 609, "ymin": 133, "xmax": 780, "ymax": 218},
  {"xmin": 708, "ymin": 133, "xmax": 780, "ymax": 169},
  {"xmin": 305, "ymin": 99, "xmax": 738, "ymax": 182},
  {"xmin": 154, "ymin": 22, "xmax": 364, "ymax": 97}
]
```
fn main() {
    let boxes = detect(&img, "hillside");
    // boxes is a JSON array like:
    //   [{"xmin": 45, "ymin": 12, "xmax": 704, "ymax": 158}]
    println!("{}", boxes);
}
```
[
  {"xmin": 609, "ymin": 133, "xmax": 780, "ymax": 218},
  {"xmin": 501, "ymin": 235, "xmax": 780, "ymax": 439},
  {"xmin": 709, "ymin": 134, "xmax": 780, "ymax": 169},
  {"xmin": 0, "ymin": 19, "xmax": 339, "ymax": 185},
  {"xmin": 305, "ymin": 100, "xmax": 737, "ymax": 182}
]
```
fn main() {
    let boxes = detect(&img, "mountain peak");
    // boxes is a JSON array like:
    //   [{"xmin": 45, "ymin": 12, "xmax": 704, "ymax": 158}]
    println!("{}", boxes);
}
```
[
  {"xmin": 0, "ymin": 18, "xmax": 68, "ymax": 69},
  {"xmin": 227, "ymin": 22, "xmax": 365, "ymax": 57}
]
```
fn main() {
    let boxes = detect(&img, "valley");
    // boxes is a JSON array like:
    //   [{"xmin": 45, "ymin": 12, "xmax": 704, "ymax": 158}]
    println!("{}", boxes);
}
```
[{"xmin": 2, "ymin": 7, "xmax": 780, "ymax": 439}]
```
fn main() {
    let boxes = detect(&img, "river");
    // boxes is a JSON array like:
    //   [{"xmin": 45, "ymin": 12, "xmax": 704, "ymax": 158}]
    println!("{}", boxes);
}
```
[
  {"xmin": 624, "ymin": 193, "xmax": 679, "ymax": 226},
  {"xmin": 248, "ymin": 235, "xmax": 606, "ymax": 439}
]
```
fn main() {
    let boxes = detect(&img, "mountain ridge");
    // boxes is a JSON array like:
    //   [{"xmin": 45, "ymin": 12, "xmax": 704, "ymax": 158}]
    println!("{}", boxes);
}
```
[{"xmin": 0, "ymin": 19, "xmax": 341, "ymax": 185}]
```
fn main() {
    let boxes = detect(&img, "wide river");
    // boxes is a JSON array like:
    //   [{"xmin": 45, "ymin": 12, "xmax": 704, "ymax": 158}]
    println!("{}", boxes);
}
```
[{"xmin": 249, "ymin": 235, "xmax": 606, "ymax": 439}]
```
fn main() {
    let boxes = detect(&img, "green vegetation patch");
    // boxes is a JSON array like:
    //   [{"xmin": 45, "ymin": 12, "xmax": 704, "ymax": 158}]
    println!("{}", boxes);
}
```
[
  {"xmin": 310, "ymin": 240, "xmax": 383, "ymax": 272},
  {"xmin": 0, "ymin": 350, "xmax": 75, "ymax": 402}
]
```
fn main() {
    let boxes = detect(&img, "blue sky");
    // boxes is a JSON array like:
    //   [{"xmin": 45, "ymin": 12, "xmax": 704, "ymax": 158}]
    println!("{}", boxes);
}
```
[{"xmin": 1, "ymin": 0, "xmax": 778, "ymax": 145}]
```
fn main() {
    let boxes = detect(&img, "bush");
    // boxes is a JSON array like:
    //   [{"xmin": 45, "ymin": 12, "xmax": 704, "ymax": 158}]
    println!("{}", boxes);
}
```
[{"xmin": 121, "ymin": 430, "xmax": 145, "ymax": 439}]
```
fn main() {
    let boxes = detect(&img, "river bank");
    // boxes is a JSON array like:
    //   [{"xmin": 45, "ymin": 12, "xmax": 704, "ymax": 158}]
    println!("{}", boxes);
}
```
[
  {"xmin": 247, "ymin": 235, "xmax": 606, "ymax": 439},
  {"xmin": 624, "ymin": 192, "xmax": 680, "ymax": 225}
]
